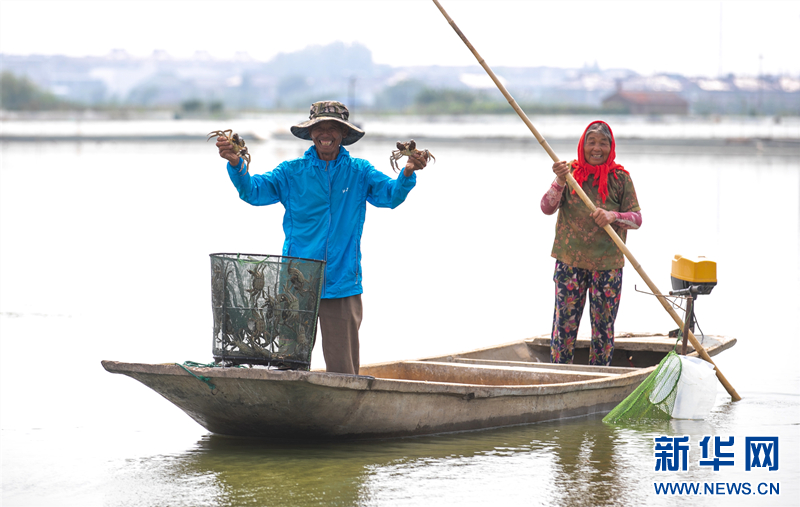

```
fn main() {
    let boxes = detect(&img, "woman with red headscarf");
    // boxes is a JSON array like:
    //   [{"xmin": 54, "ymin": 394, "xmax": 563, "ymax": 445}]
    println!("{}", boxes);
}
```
[{"xmin": 540, "ymin": 121, "xmax": 642, "ymax": 366}]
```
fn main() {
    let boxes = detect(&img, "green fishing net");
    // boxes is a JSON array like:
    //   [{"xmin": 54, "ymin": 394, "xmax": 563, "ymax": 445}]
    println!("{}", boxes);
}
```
[
  {"xmin": 603, "ymin": 350, "xmax": 683, "ymax": 423},
  {"xmin": 210, "ymin": 253, "xmax": 324, "ymax": 369}
]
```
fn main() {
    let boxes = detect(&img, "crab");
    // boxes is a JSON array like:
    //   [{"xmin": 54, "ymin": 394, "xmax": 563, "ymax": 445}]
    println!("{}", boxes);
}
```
[
  {"xmin": 211, "ymin": 264, "xmax": 233, "ymax": 306},
  {"xmin": 390, "ymin": 139, "xmax": 435, "ymax": 173},
  {"xmin": 211, "ymin": 263, "xmax": 234, "ymax": 338},
  {"xmin": 246, "ymin": 263, "xmax": 269, "ymax": 303},
  {"xmin": 245, "ymin": 306, "xmax": 276, "ymax": 349},
  {"xmin": 287, "ymin": 260, "xmax": 315, "ymax": 296},
  {"xmin": 216, "ymin": 313, "xmax": 236, "ymax": 348},
  {"xmin": 279, "ymin": 283, "xmax": 301, "ymax": 326},
  {"xmin": 263, "ymin": 288, "xmax": 279, "ymax": 321},
  {"xmin": 296, "ymin": 322, "xmax": 309, "ymax": 346},
  {"xmin": 208, "ymin": 129, "xmax": 251, "ymax": 173}
]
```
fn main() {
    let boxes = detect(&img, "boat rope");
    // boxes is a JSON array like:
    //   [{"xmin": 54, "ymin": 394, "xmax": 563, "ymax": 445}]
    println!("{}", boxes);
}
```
[{"xmin": 175, "ymin": 362, "xmax": 218, "ymax": 392}]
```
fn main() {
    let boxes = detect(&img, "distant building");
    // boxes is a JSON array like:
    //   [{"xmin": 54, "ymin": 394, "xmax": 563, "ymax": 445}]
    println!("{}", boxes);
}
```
[
  {"xmin": 602, "ymin": 89, "xmax": 689, "ymax": 115},
  {"xmin": 2, "ymin": 48, "xmax": 797, "ymax": 114}
]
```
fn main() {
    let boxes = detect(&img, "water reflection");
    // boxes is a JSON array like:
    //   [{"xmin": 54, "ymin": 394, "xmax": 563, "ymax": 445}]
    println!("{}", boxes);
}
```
[
  {"xmin": 547, "ymin": 420, "xmax": 621, "ymax": 507},
  {"xmin": 6, "ymin": 391, "xmax": 793, "ymax": 506},
  {"xmin": 108, "ymin": 416, "xmax": 667, "ymax": 507},
  {"xmin": 111, "ymin": 395, "xmax": 794, "ymax": 507}
]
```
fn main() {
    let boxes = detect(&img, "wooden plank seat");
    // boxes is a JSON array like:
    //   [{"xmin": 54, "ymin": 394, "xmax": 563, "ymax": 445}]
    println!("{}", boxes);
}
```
[{"xmin": 360, "ymin": 360, "xmax": 619, "ymax": 386}]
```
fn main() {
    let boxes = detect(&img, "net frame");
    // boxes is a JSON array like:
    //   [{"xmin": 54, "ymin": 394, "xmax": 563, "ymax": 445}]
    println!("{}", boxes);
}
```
[{"xmin": 210, "ymin": 253, "xmax": 325, "ymax": 369}]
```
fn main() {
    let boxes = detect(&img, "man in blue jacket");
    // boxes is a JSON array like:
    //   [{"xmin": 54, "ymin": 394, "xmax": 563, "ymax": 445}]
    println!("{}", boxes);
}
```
[{"xmin": 214, "ymin": 101, "xmax": 426, "ymax": 374}]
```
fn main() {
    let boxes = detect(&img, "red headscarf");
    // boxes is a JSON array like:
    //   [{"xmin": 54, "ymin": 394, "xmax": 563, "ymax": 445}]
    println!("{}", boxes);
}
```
[{"xmin": 571, "ymin": 120, "xmax": 629, "ymax": 203}]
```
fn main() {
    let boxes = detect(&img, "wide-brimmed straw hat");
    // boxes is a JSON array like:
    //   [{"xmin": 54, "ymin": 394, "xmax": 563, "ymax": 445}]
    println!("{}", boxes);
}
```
[{"xmin": 290, "ymin": 101, "xmax": 365, "ymax": 146}]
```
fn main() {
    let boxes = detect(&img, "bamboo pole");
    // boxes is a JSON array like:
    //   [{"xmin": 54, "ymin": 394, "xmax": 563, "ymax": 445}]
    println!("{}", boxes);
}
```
[{"xmin": 432, "ymin": 0, "xmax": 741, "ymax": 401}]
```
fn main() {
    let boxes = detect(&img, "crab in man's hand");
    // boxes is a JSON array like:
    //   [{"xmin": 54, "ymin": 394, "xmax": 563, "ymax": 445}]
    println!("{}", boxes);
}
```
[
  {"xmin": 389, "ymin": 139, "xmax": 435, "ymax": 173},
  {"xmin": 208, "ymin": 129, "xmax": 251, "ymax": 173}
]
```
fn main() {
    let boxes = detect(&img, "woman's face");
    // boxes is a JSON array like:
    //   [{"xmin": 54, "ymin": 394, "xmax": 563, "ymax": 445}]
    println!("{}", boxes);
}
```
[{"xmin": 583, "ymin": 131, "xmax": 611, "ymax": 166}]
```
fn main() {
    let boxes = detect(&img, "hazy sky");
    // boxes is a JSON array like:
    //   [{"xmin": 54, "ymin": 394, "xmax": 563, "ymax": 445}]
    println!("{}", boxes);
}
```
[{"xmin": 1, "ymin": 0, "xmax": 798, "ymax": 77}]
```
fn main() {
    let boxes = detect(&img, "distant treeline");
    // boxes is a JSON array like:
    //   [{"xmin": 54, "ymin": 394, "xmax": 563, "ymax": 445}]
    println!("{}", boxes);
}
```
[
  {"xmin": 410, "ymin": 87, "xmax": 616, "ymax": 115},
  {"xmin": 368, "ymin": 79, "xmax": 619, "ymax": 115},
  {"xmin": 0, "ymin": 70, "xmax": 611, "ymax": 115},
  {"xmin": 0, "ymin": 70, "xmax": 758, "ymax": 117},
  {"xmin": 0, "ymin": 71, "xmax": 77, "ymax": 111}
]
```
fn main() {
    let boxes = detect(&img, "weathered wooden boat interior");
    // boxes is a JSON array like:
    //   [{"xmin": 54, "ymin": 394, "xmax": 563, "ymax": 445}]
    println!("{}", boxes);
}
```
[
  {"xmin": 359, "ymin": 361, "xmax": 635, "ymax": 386},
  {"xmin": 358, "ymin": 334, "xmax": 731, "ymax": 386}
]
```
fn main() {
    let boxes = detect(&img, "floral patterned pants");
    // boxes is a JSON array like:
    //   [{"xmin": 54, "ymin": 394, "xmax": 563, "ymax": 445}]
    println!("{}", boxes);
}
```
[{"xmin": 550, "ymin": 260, "xmax": 623, "ymax": 366}]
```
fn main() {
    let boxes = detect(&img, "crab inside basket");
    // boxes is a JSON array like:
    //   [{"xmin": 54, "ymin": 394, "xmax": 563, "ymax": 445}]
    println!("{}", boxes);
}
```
[{"xmin": 210, "ymin": 253, "xmax": 325, "ymax": 369}]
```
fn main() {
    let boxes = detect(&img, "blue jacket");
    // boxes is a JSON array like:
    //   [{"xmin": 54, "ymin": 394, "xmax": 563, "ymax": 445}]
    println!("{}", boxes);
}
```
[{"xmin": 227, "ymin": 145, "xmax": 417, "ymax": 299}]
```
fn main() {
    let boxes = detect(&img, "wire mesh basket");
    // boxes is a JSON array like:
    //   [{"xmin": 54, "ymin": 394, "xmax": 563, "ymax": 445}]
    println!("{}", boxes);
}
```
[{"xmin": 210, "ymin": 253, "xmax": 324, "ymax": 369}]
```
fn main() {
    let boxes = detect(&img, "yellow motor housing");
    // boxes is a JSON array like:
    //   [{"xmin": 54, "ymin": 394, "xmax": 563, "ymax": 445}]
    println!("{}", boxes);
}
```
[{"xmin": 671, "ymin": 255, "xmax": 717, "ymax": 294}]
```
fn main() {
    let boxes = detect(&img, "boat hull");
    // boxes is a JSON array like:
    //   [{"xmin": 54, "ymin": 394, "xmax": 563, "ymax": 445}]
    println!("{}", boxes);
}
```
[{"xmin": 102, "ymin": 334, "xmax": 736, "ymax": 439}]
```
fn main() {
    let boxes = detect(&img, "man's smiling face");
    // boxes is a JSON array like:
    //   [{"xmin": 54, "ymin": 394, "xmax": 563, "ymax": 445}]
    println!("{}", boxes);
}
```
[{"xmin": 310, "ymin": 121, "xmax": 346, "ymax": 161}]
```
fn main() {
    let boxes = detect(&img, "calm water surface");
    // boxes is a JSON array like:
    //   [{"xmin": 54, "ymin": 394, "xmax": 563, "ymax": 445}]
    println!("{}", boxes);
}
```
[{"xmin": 1, "ymin": 116, "xmax": 798, "ymax": 506}]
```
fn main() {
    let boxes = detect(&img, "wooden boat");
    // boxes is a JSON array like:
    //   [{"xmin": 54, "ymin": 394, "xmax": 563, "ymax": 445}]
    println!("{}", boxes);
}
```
[{"xmin": 101, "ymin": 333, "xmax": 735, "ymax": 439}]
